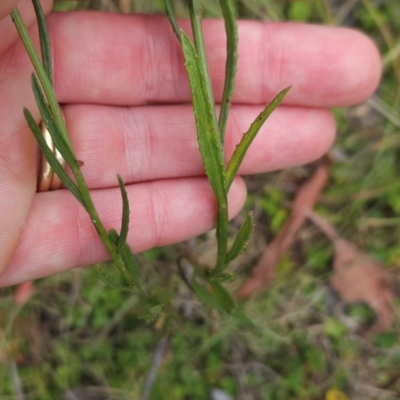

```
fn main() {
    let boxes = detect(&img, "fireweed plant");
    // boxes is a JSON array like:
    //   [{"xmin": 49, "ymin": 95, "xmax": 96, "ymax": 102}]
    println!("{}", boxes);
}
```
[{"xmin": 10, "ymin": 0, "xmax": 289, "ymax": 328}]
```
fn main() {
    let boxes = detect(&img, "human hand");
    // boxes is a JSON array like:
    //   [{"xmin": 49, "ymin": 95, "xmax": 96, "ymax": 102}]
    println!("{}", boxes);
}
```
[{"xmin": 0, "ymin": 0, "xmax": 381, "ymax": 286}]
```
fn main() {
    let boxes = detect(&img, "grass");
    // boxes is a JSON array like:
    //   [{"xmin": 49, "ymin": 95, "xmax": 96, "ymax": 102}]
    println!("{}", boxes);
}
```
[{"xmin": 1, "ymin": 0, "xmax": 400, "ymax": 399}]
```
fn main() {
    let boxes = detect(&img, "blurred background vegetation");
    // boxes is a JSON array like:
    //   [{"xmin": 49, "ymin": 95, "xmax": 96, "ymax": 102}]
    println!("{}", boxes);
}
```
[{"xmin": 1, "ymin": 0, "xmax": 400, "ymax": 399}]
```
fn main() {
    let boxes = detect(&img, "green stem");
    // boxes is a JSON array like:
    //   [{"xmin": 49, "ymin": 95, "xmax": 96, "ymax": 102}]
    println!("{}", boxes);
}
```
[
  {"xmin": 11, "ymin": 9, "xmax": 71, "ymax": 150},
  {"xmin": 188, "ymin": 0, "xmax": 221, "ymax": 148},
  {"xmin": 188, "ymin": 0, "xmax": 228, "ymax": 273},
  {"xmin": 218, "ymin": 0, "xmax": 238, "ymax": 145},
  {"xmin": 214, "ymin": 202, "xmax": 229, "ymax": 273},
  {"xmin": 11, "ymin": 7, "xmax": 139, "ymax": 292},
  {"xmin": 73, "ymin": 171, "xmax": 138, "ymax": 289}
]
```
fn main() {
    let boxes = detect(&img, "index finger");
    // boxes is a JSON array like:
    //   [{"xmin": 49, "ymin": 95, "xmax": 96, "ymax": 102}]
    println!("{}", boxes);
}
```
[{"xmin": 44, "ymin": 13, "xmax": 381, "ymax": 107}]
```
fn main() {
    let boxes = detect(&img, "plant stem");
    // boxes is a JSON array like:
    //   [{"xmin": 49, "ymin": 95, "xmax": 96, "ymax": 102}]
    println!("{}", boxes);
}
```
[
  {"xmin": 218, "ymin": 0, "xmax": 238, "ymax": 145},
  {"xmin": 11, "ymin": 9, "xmax": 70, "ymax": 150},
  {"xmin": 11, "ymin": 7, "xmax": 138, "ymax": 292},
  {"xmin": 187, "ymin": 0, "xmax": 229, "ymax": 273},
  {"xmin": 188, "ymin": 0, "xmax": 221, "ymax": 149}
]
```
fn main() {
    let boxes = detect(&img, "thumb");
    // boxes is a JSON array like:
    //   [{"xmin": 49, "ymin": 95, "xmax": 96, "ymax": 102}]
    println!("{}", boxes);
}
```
[{"xmin": 0, "ymin": 0, "xmax": 19, "ymax": 20}]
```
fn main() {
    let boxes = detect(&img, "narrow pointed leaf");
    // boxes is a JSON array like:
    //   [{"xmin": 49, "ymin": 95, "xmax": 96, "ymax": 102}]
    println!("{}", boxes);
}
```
[
  {"xmin": 117, "ymin": 175, "xmax": 130, "ymax": 250},
  {"xmin": 218, "ymin": 0, "xmax": 238, "ymax": 143},
  {"xmin": 226, "ymin": 87, "xmax": 291, "ymax": 189},
  {"xmin": 180, "ymin": 31, "xmax": 227, "ymax": 202},
  {"xmin": 209, "ymin": 280, "xmax": 236, "ymax": 313},
  {"xmin": 164, "ymin": 0, "xmax": 181, "ymax": 42},
  {"xmin": 24, "ymin": 108, "xmax": 83, "ymax": 205},
  {"xmin": 31, "ymin": 74, "xmax": 76, "ymax": 166},
  {"xmin": 32, "ymin": 0, "xmax": 52, "ymax": 84},
  {"xmin": 226, "ymin": 212, "xmax": 254, "ymax": 263}
]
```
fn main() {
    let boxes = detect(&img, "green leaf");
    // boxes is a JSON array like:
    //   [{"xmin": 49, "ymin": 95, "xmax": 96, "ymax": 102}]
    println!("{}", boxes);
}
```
[
  {"xmin": 31, "ymin": 74, "xmax": 76, "ymax": 167},
  {"xmin": 218, "ymin": 0, "xmax": 238, "ymax": 143},
  {"xmin": 226, "ymin": 212, "xmax": 254, "ymax": 263},
  {"xmin": 108, "ymin": 228, "xmax": 119, "ymax": 245},
  {"xmin": 164, "ymin": 0, "xmax": 181, "ymax": 42},
  {"xmin": 117, "ymin": 175, "xmax": 130, "ymax": 250},
  {"xmin": 180, "ymin": 31, "xmax": 227, "ymax": 203},
  {"xmin": 32, "ymin": 0, "xmax": 52, "ymax": 85},
  {"xmin": 108, "ymin": 227, "xmax": 141, "ymax": 291},
  {"xmin": 119, "ymin": 243, "xmax": 142, "ymax": 288},
  {"xmin": 226, "ymin": 86, "xmax": 291, "ymax": 189},
  {"xmin": 209, "ymin": 280, "xmax": 236, "ymax": 313},
  {"xmin": 24, "ymin": 108, "xmax": 83, "ymax": 205}
]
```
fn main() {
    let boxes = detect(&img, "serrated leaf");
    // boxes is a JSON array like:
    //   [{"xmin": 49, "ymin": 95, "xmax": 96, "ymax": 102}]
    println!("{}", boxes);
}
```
[
  {"xmin": 24, "ymin": 108, "xmax": 83, "ymax": 205},
  {"xmin": 226, "ymin": 87, "xmax": 291, "ymax": 189},
  {"xmin": 226, "ymin": 212, "xmax": 254, "ymax": 263},
  {"xmin": 32, "ymin": 0, "xmax": 52, "ymax": 85},
  {"xmin": 209, "ymin": 280, "xmax": 236, "ymax": 313},
  {"xmin": 180, "ymin": 31, "xmax": 227, "ymax": 203}
]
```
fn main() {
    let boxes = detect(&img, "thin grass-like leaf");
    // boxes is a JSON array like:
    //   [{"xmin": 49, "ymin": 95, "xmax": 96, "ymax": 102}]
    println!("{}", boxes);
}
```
[
  {"xmin": 31, "ymin": 74, "xmax": 76, "ymax": 166},
  {"xmin": 32, "ymin": 0, "xmax": 52, "ymax": 84},
  {"xmin": 209, "ymin": 280, "xmax": 236, "ymax": 313},
  {"xmin": 24, "ymin": 108, "xmax": 83, "ymax": 205},
  {"xmin": 226, "ymin": 87, "xmax": 291, "ymax": 189},
  {"xmin": 164, "ymin": 0, "xmax": 181, "ymax": 42},
  {"xmin": 218, "ymin": 0, "xmax": 238, "ymax": 143},
  {"xmin": 181, "ymin": 31, "xmax": 226, "ymax": 202},
  {"xmin": 181, "ymin": 30, "xmax": 230, "ymax": 271},
  {"xmin": 117, "ymin": 175, "xmax": 130, "ymax": 250},
  {"xmin": 226, "ymin": 212, "xmax": 254, "ymax": 263},
  {"xmin": 188, "ymin": 0, "xmax": 218, "ymax": 127},
  {"xmin": 11, "ymin": 9, "xmax": 68, "ymax": 146}
]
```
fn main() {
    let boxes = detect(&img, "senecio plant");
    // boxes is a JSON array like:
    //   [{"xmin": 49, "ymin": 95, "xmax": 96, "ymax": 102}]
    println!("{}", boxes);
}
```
[{"xmin": 11, "ymin": 0, "xmax": 289, "ymax": 328}]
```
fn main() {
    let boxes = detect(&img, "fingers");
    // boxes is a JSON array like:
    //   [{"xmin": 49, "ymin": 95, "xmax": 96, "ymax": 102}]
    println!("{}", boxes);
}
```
[
  {"xmin": 0, "ymin": 0, "xmax": 53, "ymax": 55},
  {"xmin": 0, "ymin": 177, "xmax": 247, "ymax": 287},
  {"xmin": 0, "ymin": 0, "xmax": 18, "ymax": 20},
  {"xmin": 44, "ymin": 12, "xmax": 381, "ymax": 107},
  {"xmin": 62, "ymin": 103, "xmax": 335, "ymax": 188}
]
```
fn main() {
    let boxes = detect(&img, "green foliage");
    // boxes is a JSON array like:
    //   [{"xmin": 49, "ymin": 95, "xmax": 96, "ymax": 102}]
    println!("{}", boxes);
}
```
[{"xmin": 5, "ymin": 0, "xmax": 400, "ymax": 398}]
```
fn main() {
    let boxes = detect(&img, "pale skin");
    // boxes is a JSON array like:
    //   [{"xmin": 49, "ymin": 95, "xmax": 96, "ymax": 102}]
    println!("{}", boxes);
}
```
[{"xmin": 0, "ymin": 0, "xmax": 381, "ymax": 287}]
